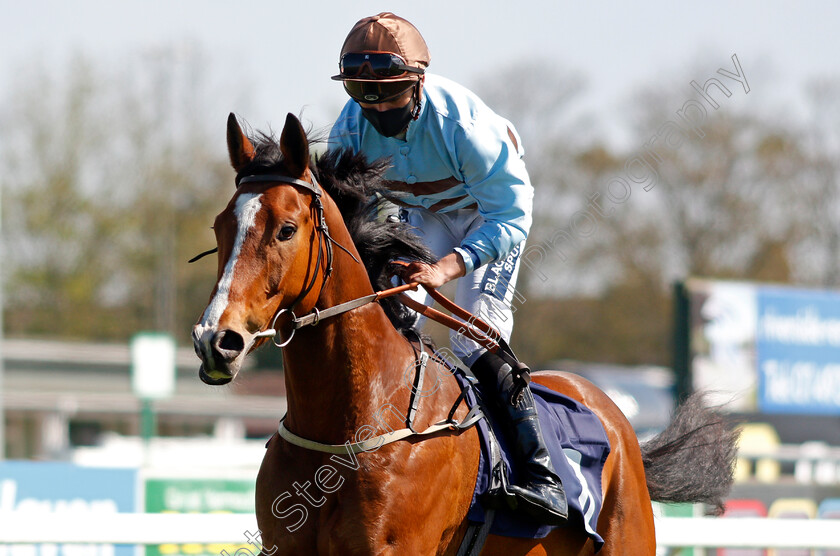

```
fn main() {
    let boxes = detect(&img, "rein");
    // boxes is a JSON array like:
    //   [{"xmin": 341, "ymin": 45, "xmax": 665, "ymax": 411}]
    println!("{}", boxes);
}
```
[
  {"xmin": 256, "ymin": 280, "xmax": 504, "ymax": 354},
  {"xmin": 264, "ymin": 276, "xmax": 502, "ymax": 456}
]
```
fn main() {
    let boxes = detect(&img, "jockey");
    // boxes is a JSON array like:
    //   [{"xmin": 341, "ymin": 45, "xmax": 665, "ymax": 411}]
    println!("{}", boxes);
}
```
[{"xmin": 328, "ymin": 12, "xmax": 567, "ymax": 526}]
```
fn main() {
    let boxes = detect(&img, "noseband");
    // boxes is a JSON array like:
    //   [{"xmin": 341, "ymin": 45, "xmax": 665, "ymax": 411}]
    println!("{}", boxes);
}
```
[{"xmin": 235, "ymin": 172, "xmax": 359, "ymax": 346}]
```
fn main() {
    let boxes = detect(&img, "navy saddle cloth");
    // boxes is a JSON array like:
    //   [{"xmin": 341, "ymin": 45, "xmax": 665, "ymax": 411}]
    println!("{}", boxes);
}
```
[{"xmin": 460, "ymin": 375, "xmax": 611, "ymax": 549}]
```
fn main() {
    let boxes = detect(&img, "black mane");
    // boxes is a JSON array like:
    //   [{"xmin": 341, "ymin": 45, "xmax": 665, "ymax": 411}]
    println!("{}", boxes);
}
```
[{"xmin": 238, "ymin": 131, "xmax": 435, "ymax": 334}]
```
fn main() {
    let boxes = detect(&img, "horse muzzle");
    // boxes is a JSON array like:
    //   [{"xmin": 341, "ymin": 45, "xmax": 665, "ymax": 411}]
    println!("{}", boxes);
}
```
[
  {"xmin": 199, "ymin": 364, "xmax": 233, "ymax": 385},
  {"xmin": 192, "ymin": 324, "xmax": 250, "ymax": 385}
]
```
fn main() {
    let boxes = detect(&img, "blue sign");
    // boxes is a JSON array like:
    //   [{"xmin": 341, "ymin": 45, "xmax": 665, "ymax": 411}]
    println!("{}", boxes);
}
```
[
  {"xmin": 757, "ymin": 287, "xmax": 840, "ymax": 414},
  {"xmin": 0, "ymin": 461, "xmax": 138, "ymax": 556}
]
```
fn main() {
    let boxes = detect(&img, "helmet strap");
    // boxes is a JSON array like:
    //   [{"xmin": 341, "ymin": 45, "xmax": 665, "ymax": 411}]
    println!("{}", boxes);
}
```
[{"xmin": 411, "ymin": 79, "xmax": 423, "ymax": 120}]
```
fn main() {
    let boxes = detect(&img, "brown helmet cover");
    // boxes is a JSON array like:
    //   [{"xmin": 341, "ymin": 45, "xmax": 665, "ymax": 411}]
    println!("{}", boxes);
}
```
[{"xmin": 332, "ymin": 12, "xmax": 430, "ymax": 82}]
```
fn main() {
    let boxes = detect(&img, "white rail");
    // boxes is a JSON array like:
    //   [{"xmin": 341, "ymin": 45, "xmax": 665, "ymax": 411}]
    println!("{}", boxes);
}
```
[
  {"xmin": 0, "ymin": 514, "xmax": 839, "ymax": 549},
  {"xmin": 654, "ymin": 517, "xmax": 840, "ymax": 549},
  {"xmin": 0, "ymin": 513, "xmax": 257, "ymax": 544}
]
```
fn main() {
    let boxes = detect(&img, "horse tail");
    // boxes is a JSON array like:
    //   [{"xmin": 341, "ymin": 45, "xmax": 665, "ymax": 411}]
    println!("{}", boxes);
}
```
[{"xmin": 639, "ymin": 393, "xmax": 739, "ymax": 514}]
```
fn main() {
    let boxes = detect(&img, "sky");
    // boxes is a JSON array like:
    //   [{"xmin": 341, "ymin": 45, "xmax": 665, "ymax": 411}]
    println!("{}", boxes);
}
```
[{"xmin": 2, "ymin": 0, "xmax": 838, "ymax": 149}]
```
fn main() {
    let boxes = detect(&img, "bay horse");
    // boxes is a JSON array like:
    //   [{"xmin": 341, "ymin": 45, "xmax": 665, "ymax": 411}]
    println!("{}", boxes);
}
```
[{"xmin": 192, "ymin": 112, "xmax": 737, "ymax": 555}]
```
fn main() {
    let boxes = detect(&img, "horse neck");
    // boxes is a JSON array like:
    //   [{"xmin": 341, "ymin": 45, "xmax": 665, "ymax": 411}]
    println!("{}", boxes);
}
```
[{"xmin": 280, "ymin": 206, "xmax": 417, "ymax": 443}]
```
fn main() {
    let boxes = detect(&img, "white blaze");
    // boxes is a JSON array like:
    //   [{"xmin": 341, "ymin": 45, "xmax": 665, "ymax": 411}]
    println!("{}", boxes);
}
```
[{"xmin": 199, "ymin": 193, "xmax": 263, "ymax": 329}]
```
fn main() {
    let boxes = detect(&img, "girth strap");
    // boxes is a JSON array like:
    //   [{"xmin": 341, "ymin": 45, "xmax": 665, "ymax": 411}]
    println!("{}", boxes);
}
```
[
  {"xmin": 456, "ymin": 510, "xmax": 496, "ymax": 556},
  {"xmin": 278, "ymin": 404, "xmax": 484, "ymax": 455}
]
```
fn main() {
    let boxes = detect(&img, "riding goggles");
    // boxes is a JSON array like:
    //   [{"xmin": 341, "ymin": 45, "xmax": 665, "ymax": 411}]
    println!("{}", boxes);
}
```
[
  {"xmin": 343, "ymin": 80, "xmax": 416, "ymax": 104},
  {"xmin": 338, "ymin": 52, "xmax": 425, "ymax": 80}
]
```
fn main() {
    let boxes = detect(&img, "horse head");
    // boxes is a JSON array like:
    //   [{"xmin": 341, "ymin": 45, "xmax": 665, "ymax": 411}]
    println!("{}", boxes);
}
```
[{"xmin": 192, "ymin": 113, "xmax": 330, "ymax": 385}]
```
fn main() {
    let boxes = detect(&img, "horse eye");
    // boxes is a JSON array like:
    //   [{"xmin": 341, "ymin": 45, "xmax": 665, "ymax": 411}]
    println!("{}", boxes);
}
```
[{"xmin": 277, "ymin": 225, "xmax": 296, "ymax": 241}]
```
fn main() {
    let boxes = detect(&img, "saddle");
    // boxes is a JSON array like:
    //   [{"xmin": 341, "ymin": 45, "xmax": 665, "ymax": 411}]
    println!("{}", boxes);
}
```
[
  {"xmin": 444, "ymin": 359, "xmax": 610, "ymax": 555},
  {"xmin": 395, "ymin": 282, "xmax": 610, "ymax": 554}
]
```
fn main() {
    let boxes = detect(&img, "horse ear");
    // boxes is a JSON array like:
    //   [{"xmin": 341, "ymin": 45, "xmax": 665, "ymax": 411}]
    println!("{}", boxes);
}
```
[
  {"xmin": 226, "ymin": 113, "xmax": 255, "ymax": 172},
  {"xmin": 279, "ymin": 113, "xmax": 309, "ymax": 176}
]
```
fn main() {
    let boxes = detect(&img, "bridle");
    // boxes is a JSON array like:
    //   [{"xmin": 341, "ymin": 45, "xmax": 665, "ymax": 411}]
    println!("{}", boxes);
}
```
[
  {"xmin": 236, "ymin": 172, "xmax": 359, "ymax": 347},
  {"xmin": 191, "ymin": 171, "xmax": 505, "ymax": 353}
]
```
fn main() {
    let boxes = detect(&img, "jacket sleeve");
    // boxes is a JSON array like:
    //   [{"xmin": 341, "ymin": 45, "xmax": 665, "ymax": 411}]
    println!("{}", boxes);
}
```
[{"xmin": 454, "ymin": 118, "xmax": 533, "ymax": 273}]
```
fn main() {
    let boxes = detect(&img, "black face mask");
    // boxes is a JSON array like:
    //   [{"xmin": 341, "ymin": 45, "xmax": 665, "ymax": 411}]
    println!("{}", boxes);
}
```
[{"xmin": 361, "ymin": 100, "xmax": 415, "ymax": 138}]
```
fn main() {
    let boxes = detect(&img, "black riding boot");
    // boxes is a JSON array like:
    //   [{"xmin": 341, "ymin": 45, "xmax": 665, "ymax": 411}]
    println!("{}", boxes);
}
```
[{"xmin": 471, "ymin": 350, "xmax": 569, "ymax": 526}]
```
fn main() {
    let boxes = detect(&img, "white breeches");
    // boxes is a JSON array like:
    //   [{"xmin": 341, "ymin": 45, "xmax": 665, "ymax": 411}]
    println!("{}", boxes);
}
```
[{"xmin": 401, "ymin": 207, "xmax": 524, "ymax": 366}]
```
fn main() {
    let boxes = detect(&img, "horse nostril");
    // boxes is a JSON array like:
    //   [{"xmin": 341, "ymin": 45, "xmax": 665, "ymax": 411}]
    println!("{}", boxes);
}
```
[{"xmin": 214, "ymin": 330, "xmax": 245, "ymax": 355}]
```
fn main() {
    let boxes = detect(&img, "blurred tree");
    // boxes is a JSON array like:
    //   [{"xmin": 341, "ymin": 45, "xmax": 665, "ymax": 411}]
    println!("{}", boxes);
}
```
[
  {"xmin": 790, "ymin": 77, "xmax": 840, "ymax": 287},
  {"xmin": 2, "ymin": 50, "xmax": 834, "ymax": 376},
  {"xmin": 471, "ymin": 59, "xmax": 596, "ymax": 297},
  {"xmin": 0, "ymin": 47, "xmax": 241, "ymax": 344},
  {"xmin": 636, "ymin": 112, "xmax": 802, "ymax": 285},
  {"xmin": 474, "ymin": 60, "xmax": 822, "ymax": 368}
]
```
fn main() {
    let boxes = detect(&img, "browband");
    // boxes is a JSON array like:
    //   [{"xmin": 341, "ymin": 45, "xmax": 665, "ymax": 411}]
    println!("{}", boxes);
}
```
[
  {"xmin": 188, "ymin": 172, "xmax": 321, "ymax": 265},
  {"xmin": 237, "ymin": 173, "xmax": 322, "ymax": 196}
]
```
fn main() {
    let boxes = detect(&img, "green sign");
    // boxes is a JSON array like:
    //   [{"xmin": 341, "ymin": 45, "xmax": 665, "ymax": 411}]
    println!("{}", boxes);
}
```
[{"xmin": 145, "ymin": 478, "xmax": 256, "ymax": 556}]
